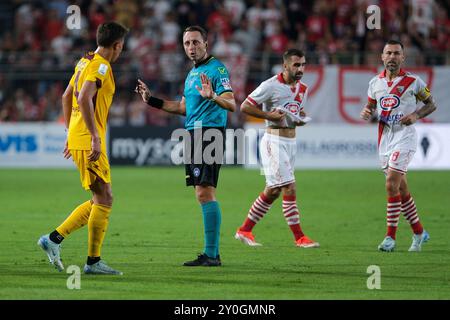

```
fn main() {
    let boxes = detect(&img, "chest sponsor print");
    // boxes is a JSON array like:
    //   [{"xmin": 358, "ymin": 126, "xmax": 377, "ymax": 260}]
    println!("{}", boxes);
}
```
[
  {"xmin": 277, "ymin": 101, "xmax": 302, "ymax": 120},
  {"xmin": 380, "ymin": 94, "xmax": 400, "ymax": 111},
  {"xmin": 285, "ymin": 102, "xmax": 301, "ymax": 114},
  {"xmin": 221, "ymin": 77, "xmax": 232, "ymax": 90}
]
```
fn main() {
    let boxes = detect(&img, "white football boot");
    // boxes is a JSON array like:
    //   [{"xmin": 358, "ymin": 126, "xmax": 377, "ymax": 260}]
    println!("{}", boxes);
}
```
[
  {"xmin": 408, "ymin": 230, "xmax": 430, "ymax": 252},
  {"xmin": 37, "ymin": 234, "xmax": 64, "ymax": 272},
  {"xmin": 378, "ymin": 236, "xmax": 396, "ymax": 252},
  {"xmin": 83, "ymin": 260, "xmax": 123, "ymax": 275}
]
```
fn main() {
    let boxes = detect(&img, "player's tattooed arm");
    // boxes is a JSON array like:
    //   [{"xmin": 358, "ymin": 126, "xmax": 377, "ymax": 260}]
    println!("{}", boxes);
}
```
[
  {"xmin": 400, "ymin": 95, "xmax": 437, "ymax": 126},
  {"xmin": 415, "ymin": 95, "xmax": 437, "ymax": 119},
  {"xmin": 360, "ymin": 100, "xmax": 377, "ymax": 121}
]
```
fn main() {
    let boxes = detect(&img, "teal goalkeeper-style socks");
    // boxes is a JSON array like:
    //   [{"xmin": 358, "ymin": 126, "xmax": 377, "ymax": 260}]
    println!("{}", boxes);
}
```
[{"xmin": 201, "ymin": 201, "xmax": 222, "ymax": 259}]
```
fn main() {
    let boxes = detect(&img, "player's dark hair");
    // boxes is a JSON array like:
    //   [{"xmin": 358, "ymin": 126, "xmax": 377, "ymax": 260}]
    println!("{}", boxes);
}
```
[
  {"xmin": 97, "ymin": 22, "xmax": 129, "ymax": 48},
  {"xmin": 384, "ymin": 39, "xmax": 404, "ymax": 50},
  {"xmin": 283, "ymin": 49, "xmax": 305, "ymax": 62},
  {"xmin": 183, "ymin": 25, "xmax": 208, "ymax": 42}
]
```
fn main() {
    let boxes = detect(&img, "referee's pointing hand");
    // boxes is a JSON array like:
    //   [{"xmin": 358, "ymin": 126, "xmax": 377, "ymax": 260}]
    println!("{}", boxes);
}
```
[{"xmin": 135, "ymin": 79, "xmax": 151, "ymax": 103}]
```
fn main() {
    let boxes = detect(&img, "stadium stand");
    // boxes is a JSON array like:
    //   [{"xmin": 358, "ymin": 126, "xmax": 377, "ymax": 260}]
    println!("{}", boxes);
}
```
[{"xmin": 0, "ymin": 0, "xmax": 449, "ymax": 125}]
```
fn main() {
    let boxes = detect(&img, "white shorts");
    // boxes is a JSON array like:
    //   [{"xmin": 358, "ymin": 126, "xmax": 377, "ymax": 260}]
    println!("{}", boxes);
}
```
[
  {"xmin": 380, "ymin": 149, "xmax": 415, "ymax": 174},
  {"xmin": 259, "ymin": 133, "xmax": 297, "ymax": 188}
]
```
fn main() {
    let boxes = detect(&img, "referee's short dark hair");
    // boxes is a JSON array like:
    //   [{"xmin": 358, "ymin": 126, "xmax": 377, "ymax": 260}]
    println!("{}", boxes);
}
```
[
  {"xmin": 183, "ymin": 25, "xmax": 208, "ymax": 42},
  {"xmin": 283, "ymin": 49, "xmax": 305, "ymax": 62},
  {"xmin": 97, "ymin": 22, "xmax": 129, "ymax": 48}
]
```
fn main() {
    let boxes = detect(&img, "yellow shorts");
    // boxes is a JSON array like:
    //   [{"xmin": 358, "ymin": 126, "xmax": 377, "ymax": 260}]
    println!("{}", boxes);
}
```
[{"xmin": 70, "ymin": 150, "xmax": 111, "ymax": 190}]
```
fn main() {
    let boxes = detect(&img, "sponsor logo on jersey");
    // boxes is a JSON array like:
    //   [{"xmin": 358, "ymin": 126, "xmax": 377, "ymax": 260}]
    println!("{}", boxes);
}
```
[
  {"xmin": 188, "ymin": 78, "xmax": 195, "ymax": 88},
  {"xmin": 380, "ymin": 95, "xmax": 400, "ymax": 111},
  {"xmin": 218, "ymin": 67, "xmax": 227, "ymax": 74},
  {"xmin": 282, "ymin": 101, "xmax": 301, "ymax": 115},
  {"xmin": 379, "ymin": 112, "xmax": 404, "ymax": 124},
  {"xmin": 220, "ymin": 78, "xmax": 232, "ymax": 90},
  {"xmin": 98, "ymin": 63, "xmax": 108, "ymax": 75}
]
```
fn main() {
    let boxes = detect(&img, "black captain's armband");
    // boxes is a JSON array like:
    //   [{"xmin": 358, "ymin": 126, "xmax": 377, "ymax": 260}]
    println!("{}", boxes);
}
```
[{"xmin": 147, "ymin": 96, "xmax": 164, "ymax": 109}]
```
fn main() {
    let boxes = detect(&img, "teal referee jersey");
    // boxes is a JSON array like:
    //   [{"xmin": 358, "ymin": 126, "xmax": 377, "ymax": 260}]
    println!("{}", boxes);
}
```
[{"xmin": 184, "ymin": 56, "xmax": 233, "ymax": 130}]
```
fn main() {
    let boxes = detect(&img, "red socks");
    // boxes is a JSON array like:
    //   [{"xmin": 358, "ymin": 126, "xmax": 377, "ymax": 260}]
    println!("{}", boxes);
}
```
[
  {"xmin": 283, "ymin": 195, "xmax": 304, "ymax": 240},
  {"xmin": 240, "ymin": 193, "xmax": 273, "ymax": 232},
  {"xmin": 386, "ymin": 195, "xmax": 402, "ymax": 239}
]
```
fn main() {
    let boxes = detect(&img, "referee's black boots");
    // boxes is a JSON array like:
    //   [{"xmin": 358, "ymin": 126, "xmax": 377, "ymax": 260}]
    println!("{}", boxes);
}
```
[{"xmin": 183, "ymin": 253, "xmax": 221, "ymax": 267}]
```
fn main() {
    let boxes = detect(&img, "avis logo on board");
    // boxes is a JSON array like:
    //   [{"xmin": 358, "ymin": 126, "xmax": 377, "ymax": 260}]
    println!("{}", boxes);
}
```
[
  {"xmin": 380, "ymin": 95, "xmax": 400, "ymax": 111},
  {"xmin": 0, "ymin": 135, "xmax": 37, "ymax": 152}
]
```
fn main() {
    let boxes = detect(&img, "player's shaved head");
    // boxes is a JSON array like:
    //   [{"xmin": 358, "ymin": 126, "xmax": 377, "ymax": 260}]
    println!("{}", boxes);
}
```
[{"xmin": 97, "ymin": 22, "xmax": 129, "ymax": 48}]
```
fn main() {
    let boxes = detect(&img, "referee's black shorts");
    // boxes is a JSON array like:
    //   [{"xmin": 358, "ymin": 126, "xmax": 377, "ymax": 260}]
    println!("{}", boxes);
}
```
[{"xmin": 185, "ymin": 127, "xmax": 225, "ymax": 188}]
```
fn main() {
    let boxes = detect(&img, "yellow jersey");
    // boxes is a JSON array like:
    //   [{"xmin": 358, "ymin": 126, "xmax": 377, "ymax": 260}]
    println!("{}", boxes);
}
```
[{"xmin": 67, "ymin": 52, "xmax": 115, "ymax": 152}]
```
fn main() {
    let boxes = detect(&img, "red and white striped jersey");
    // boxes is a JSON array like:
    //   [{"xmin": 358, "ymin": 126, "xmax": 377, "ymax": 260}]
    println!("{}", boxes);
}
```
[
  {"xmin": 246, "ymin": 73, "xmax": 308, "ymax": 128},
  {"xmin": 367, "ymin": 69, "xmax": 431, "ymax": 155}
]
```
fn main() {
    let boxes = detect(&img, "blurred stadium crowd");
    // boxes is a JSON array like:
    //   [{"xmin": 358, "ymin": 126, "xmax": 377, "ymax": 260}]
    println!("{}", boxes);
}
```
[{"xmin": 0, "ymin": 0, "xmax": 449, "ymax": 125}]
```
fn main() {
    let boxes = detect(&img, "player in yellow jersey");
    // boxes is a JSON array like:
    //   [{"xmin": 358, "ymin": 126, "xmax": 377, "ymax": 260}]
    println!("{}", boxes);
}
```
[{"xmin": 38, "ymin": 22, "xmax": 128, "ymax": 275}]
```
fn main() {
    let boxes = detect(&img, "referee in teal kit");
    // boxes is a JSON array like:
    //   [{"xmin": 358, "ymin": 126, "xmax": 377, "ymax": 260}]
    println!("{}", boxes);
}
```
[{"xmin": 135, "ymin": 26, "xmax": 236, "ymax": 266}]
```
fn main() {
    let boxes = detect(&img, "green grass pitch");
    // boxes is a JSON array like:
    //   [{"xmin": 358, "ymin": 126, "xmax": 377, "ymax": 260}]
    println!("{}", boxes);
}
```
[{"xmin": 0, "ymin": 167, "xmax": 449, "ymax": 299}]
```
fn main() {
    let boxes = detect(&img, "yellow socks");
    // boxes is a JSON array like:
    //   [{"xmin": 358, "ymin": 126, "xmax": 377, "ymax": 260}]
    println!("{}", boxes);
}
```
[
  {"xmin": 88, "ymin": 204, "xmax": 112, "ymax": 258},
  {"xmin": 56, "ymin": 200, "xmax": 93, "ymax": 238},
  {"xmin": 54, "ymin": 201, "xmax": 112, "ymax": 259}
]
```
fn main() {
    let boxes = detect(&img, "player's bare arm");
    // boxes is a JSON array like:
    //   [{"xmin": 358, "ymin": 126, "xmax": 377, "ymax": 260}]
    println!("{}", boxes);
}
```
[
  {"xmin": 360, "ymin": 100, "xmax": 377, "ymax": 121},
  {"xmin": 400, "ymin": 96, "xmax": 437, "ymax": 126},
  {"xmin": 135, "ymin": 79, "xmax": 186, "ymax": 115},
  {"xmin": 61, "ymin": 84, "xmax": 73, "ymax": 159},
  {"xmin": 62, "ymin": 84, "xmax": 73, "ymax": 129},
  {"xmin": 241, "ymin": 100, "xmax": 285, "ymax": 122},
  {"xmin": 195, "ymin": 73, "xmax": 236, "ymax": 112},
  {"xmin": 77, "ymin": 80, "xmax": 101, "ymax": 162}
]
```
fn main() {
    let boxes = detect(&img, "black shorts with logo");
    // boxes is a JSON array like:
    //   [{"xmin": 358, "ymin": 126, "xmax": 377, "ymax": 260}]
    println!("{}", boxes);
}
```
[{"xmin": 185, "ymin": 127, "xmax": 225, "ymax": 188}]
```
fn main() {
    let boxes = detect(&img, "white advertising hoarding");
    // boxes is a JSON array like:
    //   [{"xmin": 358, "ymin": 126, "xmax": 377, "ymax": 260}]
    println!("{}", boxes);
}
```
[
  {"xmin": 0, "ymin": 123, "xmax": 75, "ymax": 168},
  {"xmin": 244, "ymin": 123, "xmax": 450, "ymax": 170},
  {"xmin": 410, "ymin": 124, "xmax": 450, "ymax": 170},
  {"xmin": 1, "ymin": 123, "xmax": 449, "ymax": 169}
]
